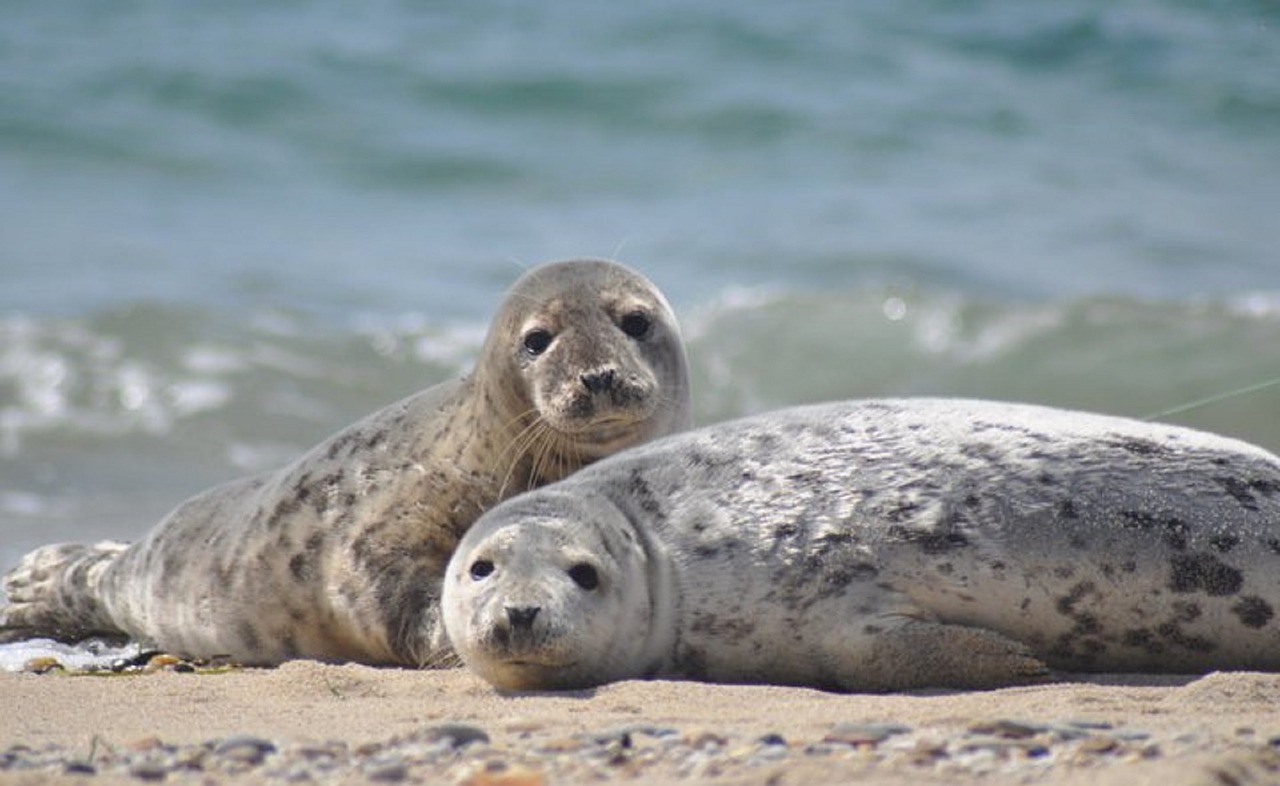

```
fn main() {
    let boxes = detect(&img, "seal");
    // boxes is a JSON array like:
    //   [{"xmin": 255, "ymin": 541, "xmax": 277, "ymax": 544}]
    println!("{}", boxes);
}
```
[
  {"xmin": 2, "ymin": 258, "xmax": 692, "ymax": 667},
  {"xmin": 443, "ymin": 398, "xmax": 1280, "ymax": 691}
]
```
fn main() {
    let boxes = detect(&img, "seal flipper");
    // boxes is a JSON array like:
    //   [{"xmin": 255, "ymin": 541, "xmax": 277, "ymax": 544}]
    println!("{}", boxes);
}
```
[
  {"xmin": 1, "ymin": 541, "xmax": 130, "ymax": 641},
  {"xmin": 851, "ymin": 620, "xmax": 1050, "ymax": 692}
]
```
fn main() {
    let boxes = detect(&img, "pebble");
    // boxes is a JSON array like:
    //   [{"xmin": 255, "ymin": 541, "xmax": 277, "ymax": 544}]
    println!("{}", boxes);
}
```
[
  {"xmin": 825, "ymin": 722, "xmax": 913, "ymax": 747},
  {"xmin": 62, "ymin": 760, "xmax": 95, "ymax": 775},
  {"xmin": 22, "ymin": 656, "xmax": 64, "ymax": 674},
  {"xmin": 365, "ymin": 760, "xmax": 409, "ymax": 782},
  {"xmin": 214, "ymin": 735, "xmax": 278, "ymax": 766},
  {"xmin": 425, "ymin": 724, "xmax": 491, "ymax": 749},
  {"xmin": 0, "ymin": 715, "xmax": 1204, "ymax": 784},
  {"xmin": 968, "ymin": 719, "xmax": 1047, "ymax": 739},
  {"xmin": 128, "ymin": 762, "xmax": 169, "ymax": 781},
  {"xmin": 1075, "ymin": 735, "xmax": 1120, "ymax": 755},
  {"xmin": 458, "ymin": 765, "xmax": 546, "ymax": 786}
]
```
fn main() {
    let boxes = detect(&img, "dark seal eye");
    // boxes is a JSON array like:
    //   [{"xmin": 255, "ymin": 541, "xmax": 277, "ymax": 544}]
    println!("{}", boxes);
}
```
[
  {"xmin": 522, "ymin": 329, "xmax": 553, "ymax": 357},
  {"xmin": 568, "ymin": 563, "xmax": 599, "ymax": 590},
  {"xmin": 470, "ymin": 560, "xmax": 495, "ymax": 581},
  {"xmin": 619, "ymin": 311, "xmax": 652, "ymax": 340}
]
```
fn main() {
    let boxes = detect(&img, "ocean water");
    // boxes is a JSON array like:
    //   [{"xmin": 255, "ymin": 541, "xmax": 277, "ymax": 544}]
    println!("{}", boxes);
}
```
[{"xmin": 2, "ymin": 0, "xmax": 1280, "ymax": 582}]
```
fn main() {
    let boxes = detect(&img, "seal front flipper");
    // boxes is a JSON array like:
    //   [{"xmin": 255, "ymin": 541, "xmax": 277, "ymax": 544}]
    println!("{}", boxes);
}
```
[
  {"xmin": 854, "ymin": 619, "xmax": 1050, "ymax": 692},
  {"xmin": 1, "ymin": 541, "xmax": 130, "ymax": 641}
]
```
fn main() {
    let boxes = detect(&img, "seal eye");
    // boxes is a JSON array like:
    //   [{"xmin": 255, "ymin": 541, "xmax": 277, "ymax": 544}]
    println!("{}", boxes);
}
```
[
  {"xmin": 522, "ymin": 329, "xmax": 553, "ymax": 357},
  {"xmin": 568, "ymin": 563, "xmax": 600, "ymax": 590},
  {"xmin": 469, "ymin": 560, "xmax": 495, "ymax": 581},
  {"xmin": 619, "ymin": 311, "xmax": 651, "ymax": 340}
]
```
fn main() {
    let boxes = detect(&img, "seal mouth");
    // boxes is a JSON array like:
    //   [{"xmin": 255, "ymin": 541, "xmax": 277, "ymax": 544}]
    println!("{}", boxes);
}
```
[
  {"xmin": 578, "ymin": 417, "xmax": 643, "ymax": 444},
  {"xmin": 505, "ymin": 658, "xmax": 574, "ymax": 668},
  {"xmin": 551, "ymin": 414, "xmax": 646, "ymax": 449}
]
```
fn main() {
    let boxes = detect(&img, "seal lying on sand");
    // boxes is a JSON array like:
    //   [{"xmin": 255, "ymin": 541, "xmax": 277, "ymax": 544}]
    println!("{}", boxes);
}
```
[
  {"xmin": 2, "ymin": 258, "xmax": 692, "ymax": 666},
  {"xmin": 444, "ymin": 398, "xmax": 1280, "ymax": 691}
]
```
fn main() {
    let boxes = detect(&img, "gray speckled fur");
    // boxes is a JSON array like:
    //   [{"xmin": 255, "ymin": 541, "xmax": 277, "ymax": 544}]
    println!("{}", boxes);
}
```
[
  {"xmin": 444, "ymin": 398, "xmax": 1280, "ymax": 691},
  {"xmin": 2, "ymin": 259, "xmax": 691, "ymax": 667}
]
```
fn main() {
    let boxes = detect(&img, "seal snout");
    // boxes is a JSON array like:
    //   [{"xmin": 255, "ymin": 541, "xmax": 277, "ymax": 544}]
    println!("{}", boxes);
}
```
[
  {"xmin": 580, "ymin": 368, "xmax": 617, "ymax": 395},
  {"xmin": 505, "ymin": 604, "xmax": 541, "ymax": 629}
]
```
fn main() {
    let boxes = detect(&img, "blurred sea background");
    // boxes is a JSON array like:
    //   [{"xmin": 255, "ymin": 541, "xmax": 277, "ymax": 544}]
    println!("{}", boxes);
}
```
[{"xmin": 2, "ymin": 0, "xmax": 1279, "ymax": 573}]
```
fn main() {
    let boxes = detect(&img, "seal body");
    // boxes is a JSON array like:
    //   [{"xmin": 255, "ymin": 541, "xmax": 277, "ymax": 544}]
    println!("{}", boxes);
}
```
[
  {"xmin": 2, "ymin": 259, "xmax": 691, "ymax": 666},
  {"xmin": 444, "ymin": 398, "xmax": 1280, "ymax": 691}
]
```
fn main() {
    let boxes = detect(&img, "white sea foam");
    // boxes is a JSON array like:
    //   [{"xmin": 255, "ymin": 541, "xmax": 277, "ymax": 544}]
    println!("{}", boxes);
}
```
[{"xmin": 0, "ymin": 638, "xmax": 144, "ymax": 674}]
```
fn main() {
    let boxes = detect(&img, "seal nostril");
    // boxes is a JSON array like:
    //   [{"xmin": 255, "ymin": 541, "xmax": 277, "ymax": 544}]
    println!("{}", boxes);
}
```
[
  {"xmin": 581, "ymin": 368, "xmax": 617, "ymax": 395},
  {"xmin": 505, "ymin": 606, "xmax": 540, "ymax": 628}
]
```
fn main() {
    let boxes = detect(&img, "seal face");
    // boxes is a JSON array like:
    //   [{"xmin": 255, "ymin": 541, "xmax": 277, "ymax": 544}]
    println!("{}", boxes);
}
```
[
  {"xmin": 445, "ymin": 398, "xmax": 1280, "ymax": 692},
  {"xmin": 443, "ymin": 491, "xmax": 668, "ymax": 690},
  {"xmin": 1, "ymin": 259, "xmax": 692, "ymax": 667}
]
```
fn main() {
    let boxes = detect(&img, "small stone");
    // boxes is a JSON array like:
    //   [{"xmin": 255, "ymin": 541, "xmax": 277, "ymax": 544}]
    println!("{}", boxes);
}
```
[
  {"xmin": 1076, "ymin": 736, "xmax": 1119, "ymax": 755},
  {"xmin": 366, "ymin": 762, "xmax": 408, "ymax": 782},
  {"xmin": 906, "ymin": 739, "xmax": 950, "ymax": 764},
  {"xmin": 750, "ymin": 741, "xmax": 790, "ymax": 763},
  {"xmin": 1065, "ymin": 719, "xmax": 1114, "ymax": 731},
  {"xmin": 601, "ymin": 724, "xmax": 678, "ymax": 740},
  {"xmin": 824, "ymin": 723, "xmax": 912, "ymax": 747},
  {"xmin": 969, "ymin": 720, "xmax": 1045, "ymax": 739},
  {"xmin": 170, "ymin": 747, "xmax": 209, "ymax": 771},
  {"xmin": 684, "ymin": 730, "xmax": 728, "ymax": 749},
  {"xmin": 425, "ymin": 724, "xmax": 490, "ymax": 749},
  {"xmin": 458, "ymin": 765, "xmax": 545, "ymax": 786},
  {"xmin": 758, "ymin": 733, "xmax": 787, "ymax": 747},
  {"xmin": 22, "ymin": 656, "xmax": 64, "ymax": 674},
  {"xmin": 63, "ymin": 760, "xmax": 96, "ymax": 775},
  {"xmin": 129, "ymin": 763, "xmax": 168, "ymax": 781},
  {"xmin": 144, "ymin": 654, "xmax": 183, "ymax": 672},
  {"xmin": 214, "ymin": 736, "xmax": 277, "ymax": 766},
  {"xmin": 128, "ymin": 737, "xmax": 165, "ymax": 752},
  {"xmin": 113, "ymin": 650, "xmax": 162, "ymax": 672}
]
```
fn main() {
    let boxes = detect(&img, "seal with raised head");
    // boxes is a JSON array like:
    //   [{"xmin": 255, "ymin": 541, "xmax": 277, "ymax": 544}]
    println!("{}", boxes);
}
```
[
  {"xmin": 2, "ymin": 258, "xmax": 692, "ymax": 666},
  {"xmin": 444, "ymin": 398, "xmax": 1280, "ymax": 691}
]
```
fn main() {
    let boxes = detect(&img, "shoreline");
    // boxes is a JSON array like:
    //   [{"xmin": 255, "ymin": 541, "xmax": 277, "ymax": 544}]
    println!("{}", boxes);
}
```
[{"xmin": 4, "ymin": 663, "xmax": 1280, "ymax": 785}]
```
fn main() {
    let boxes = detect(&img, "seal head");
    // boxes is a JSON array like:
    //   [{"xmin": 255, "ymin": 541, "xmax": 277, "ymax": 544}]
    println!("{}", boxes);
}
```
[
  {"xmin": 481, "ymin": 259, "xmax": 691, "ymax": 480},
  {"xmin": 443, "ymin": 489, "xmax": 672, "ymax": 690}
]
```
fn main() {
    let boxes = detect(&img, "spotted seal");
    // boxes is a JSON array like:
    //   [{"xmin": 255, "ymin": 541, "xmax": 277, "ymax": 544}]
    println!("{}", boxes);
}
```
[
  {"xmin": 444, "ymin": 398, "xmax": 1280, "ymax": 691},
  {"xmin": 2, "ymin": 258, "xmax": 692, "ymax": 666}
]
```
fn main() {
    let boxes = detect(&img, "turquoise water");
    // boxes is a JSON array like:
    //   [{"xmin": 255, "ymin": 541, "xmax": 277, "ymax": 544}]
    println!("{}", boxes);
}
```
[{"xmin": 2, "ymin": 1, "xmax": 1280, "ymax": 570}]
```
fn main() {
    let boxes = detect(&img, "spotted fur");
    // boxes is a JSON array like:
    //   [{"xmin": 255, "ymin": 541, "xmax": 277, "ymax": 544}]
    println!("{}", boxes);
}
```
[
  {"xmin": 2, "ymin": 259, "xmax": 691, "ymax": 666},
  {"xmin": 444, "ymin": 398, "xmax": 1280, "ymax": 691}
]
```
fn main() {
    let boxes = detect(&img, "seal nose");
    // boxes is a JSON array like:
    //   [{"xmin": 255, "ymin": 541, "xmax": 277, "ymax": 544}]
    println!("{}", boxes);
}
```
[
  {"xmin": 580, "ymin": 368, "xmax": 617, "ymax": 395},
  {"xmin": 505, "ymin": 605, "xmax": 541, "ymax": 629}
]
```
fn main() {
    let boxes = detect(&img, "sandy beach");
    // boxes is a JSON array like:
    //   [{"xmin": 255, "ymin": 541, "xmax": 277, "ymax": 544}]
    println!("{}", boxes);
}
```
[{"xmin": 4, "ymin": 663, "xmax": 1280, "ymax": 785}]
